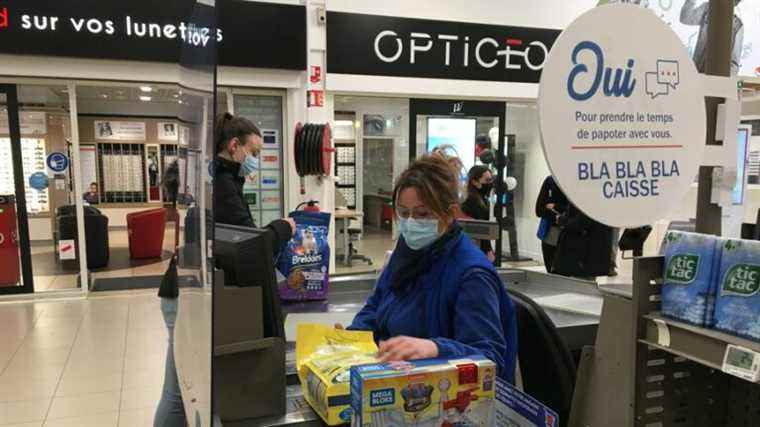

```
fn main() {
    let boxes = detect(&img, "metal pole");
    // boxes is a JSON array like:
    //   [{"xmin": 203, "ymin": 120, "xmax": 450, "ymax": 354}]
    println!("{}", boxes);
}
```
[
  {"xmin": 68, "ymin": 83, "xmax": 89, "ymax": 294},
  {"xmin": 695, "ymin": 0, "xmax": 733, "ymax": 235}
]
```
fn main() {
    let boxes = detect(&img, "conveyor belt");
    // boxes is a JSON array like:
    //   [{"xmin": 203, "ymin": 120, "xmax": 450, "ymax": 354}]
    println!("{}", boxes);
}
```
[{"xmin": 222, "ymin": 269, "xmax": 606, "ymax": 426}]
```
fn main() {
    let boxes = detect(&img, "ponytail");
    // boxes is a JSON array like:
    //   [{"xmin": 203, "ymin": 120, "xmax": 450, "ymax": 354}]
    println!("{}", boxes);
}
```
[{"xmin": 214, "ymin": 113, "xmax": 261, "ymax": 154}]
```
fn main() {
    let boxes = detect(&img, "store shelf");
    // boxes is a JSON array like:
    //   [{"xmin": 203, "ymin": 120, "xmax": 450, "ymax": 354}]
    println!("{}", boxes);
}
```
[
  {"xmin": 640, "ymin": 313, "xmax": 760, "ymax": 373},
  {"xmin": 632, "ymin": 256, "xmax": 760, "ymax": 427}
]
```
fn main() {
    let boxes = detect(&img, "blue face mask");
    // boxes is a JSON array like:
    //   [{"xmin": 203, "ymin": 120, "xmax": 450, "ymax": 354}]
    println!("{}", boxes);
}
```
[
  {"xmin": 240, "ymin": 154, "xmax": 259, "ymax": 176},
  {"xmin": 398, "ymin": 217, "xmax": 440, "ymax": 250}
]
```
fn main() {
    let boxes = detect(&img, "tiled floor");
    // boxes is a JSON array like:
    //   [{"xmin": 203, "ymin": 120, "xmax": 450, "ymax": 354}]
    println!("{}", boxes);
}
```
[
  {"xmin": 28, "ymin": 229, "xmax": 178, "ymax": 293},
  {"xmin": 0, "ymin": 291, "xmax": 167, "ymax": 426}
]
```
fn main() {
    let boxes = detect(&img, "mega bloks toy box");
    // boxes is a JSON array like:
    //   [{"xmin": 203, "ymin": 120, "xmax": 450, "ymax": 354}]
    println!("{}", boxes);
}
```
[{"xmin": 350, "ymin": 356, "xmax": 497, "ymax": 427}]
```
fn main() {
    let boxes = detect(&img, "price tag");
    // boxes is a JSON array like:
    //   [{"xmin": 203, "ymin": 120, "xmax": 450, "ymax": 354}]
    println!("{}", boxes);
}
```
[
  {"xmin": 653, "ymin": 318, "xmax": 671, "ymax": 347},
  {"xmin": 722, "ymin": 345, "xmax": 760, "ymax": 383}
]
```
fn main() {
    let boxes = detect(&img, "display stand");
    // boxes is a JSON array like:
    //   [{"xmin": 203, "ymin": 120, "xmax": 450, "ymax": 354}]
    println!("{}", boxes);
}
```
[{"xmin": 631, "ymin": 256, "xmax": 760, "ymax": 427}]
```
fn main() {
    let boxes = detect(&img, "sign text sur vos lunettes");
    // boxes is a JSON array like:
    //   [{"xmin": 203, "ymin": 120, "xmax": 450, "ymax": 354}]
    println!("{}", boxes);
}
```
[{"xmin": 16, "ymin": 12, "xmax": 222, "ymax": 47}]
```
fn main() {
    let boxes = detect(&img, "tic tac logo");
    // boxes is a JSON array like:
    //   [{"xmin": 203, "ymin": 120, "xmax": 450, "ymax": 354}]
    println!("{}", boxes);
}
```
[
  {"xmin": 0, "ymin": 7, "xmax": 8, "ymax": 29},
  {"xmin": 665, "ymin": 254, "xmax": 700, "ymax": 284},
  {"xmin": 374, "ymin": 30, "xmax": 548, "ymax": 71},
  {"xmin": 722, "ymin": 264, "xmax": 760, "ymax": 297},
  {"xmin": 566, "ymin": 40, "xmax": 636, "ymax": 101}
]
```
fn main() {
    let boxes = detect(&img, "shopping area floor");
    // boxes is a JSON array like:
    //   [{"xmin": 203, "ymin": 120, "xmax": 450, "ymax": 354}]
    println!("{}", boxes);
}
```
[
  {"xmin": 0, "ymin": 291, "xmax": 168, "ymax": 426},
  {"xmin": 31, "ymin": 228, "xmax": 177, "ymax": 292}
]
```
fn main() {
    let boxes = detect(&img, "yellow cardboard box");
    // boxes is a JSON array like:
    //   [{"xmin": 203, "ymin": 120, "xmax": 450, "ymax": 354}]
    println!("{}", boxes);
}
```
[{"xmin": 350, "ymin": 356, "xmax": 497, "ymax": 427}]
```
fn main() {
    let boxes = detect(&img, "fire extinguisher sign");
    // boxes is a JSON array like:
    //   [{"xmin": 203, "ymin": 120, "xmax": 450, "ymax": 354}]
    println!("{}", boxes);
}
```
[{"xmin": 59, "ymin": 239, "xmax": 76, "ymax": 261}]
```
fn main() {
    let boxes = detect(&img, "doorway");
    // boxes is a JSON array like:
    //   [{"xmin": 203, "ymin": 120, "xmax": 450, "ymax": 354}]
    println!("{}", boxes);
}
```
[
  {"xmin": 408, "ymin": 99, "xmax": 512, "ymax": 265},
  {"xmin": 0, "ymin": 84, "xmax": 33, "ymax": 294},
  {"xmin": 0, "ymin": 83, "xmax": 85, "ymax": 294},
  {"xmin": 332, "ymin": 96, "xmax": 410, "ymax": 274}
]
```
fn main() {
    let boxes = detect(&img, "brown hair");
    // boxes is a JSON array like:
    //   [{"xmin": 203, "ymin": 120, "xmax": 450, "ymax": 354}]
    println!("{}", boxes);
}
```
[
  {"xmin": 214, "ymin": 112, "xmax": 261, "ymax": 154},
  {"xmin": 392, "ymin": 155, "xmax": 460, "ymax": 224},
  {"xmin": 466, "ymin": 165, "xmax": 491, "ymax": 206}
]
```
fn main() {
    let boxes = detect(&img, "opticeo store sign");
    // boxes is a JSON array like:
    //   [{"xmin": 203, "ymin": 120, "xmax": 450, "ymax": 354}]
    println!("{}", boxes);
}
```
[
  {"xmin": 0, "ymin": 0, "xmax": 306, "ymax": 70},
  {"xmin": 327, "ymin": 12, "xmax": 561, "ymax": 83},
  {"xmin": 538, "ymin": 4, "xmax": 706, "ymax": 228}
]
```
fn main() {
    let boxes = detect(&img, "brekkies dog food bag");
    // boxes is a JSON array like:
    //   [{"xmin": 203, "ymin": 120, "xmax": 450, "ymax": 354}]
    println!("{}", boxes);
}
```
[
  {"xmin": 661, "ymin": 231, "xmax": 721, "ymax": 326},
  {"xmin": 277, "ymin": 211, "xmax": 331, "ymax": 301},
  {"xmin": 714, "ymin": 239, "xmax": 760, "ymax": 342}
]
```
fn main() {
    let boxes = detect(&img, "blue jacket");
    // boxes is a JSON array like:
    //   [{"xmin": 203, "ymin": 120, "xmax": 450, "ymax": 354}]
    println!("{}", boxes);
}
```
[{"xmin": 348, "ymin": 228, "xmax": 518, "ymax": 383}]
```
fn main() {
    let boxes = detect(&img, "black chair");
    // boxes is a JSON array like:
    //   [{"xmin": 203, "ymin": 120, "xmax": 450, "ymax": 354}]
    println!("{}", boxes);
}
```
[
  {"xmin": 56, "ymin": 205, "xmax": 110, "ymax": 269},
  {"xmin": 346, "ymin": 227, "xmax": 373, "ymax": 266},
  {"xmin": 508, "ymin": 289, "xmax": 576, "ymax": 427}
]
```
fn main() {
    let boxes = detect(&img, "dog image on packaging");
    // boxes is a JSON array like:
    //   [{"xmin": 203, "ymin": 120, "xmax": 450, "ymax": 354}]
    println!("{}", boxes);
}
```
[
  {"xmin": 296, "ymin": 324, "xmax": 379, "ymax": 425},
  {"xmin": 714, "ymin": 239, "xmax": 760, "ymax": 342},
  {"xmin": 350, "ymin": 356, "xmax": 496, "ymax": 427},
  {"xmin": 661, "ymin": 231, "xmax": 721, "ymax": 326},
  {"xmin": 277, "ymin": 211, "xmax": 331, "ymax": 301}
]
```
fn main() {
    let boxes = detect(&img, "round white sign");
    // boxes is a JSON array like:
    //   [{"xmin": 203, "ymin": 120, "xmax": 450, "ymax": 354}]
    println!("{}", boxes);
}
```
[{"xmin": 538, "ymin": 4, "xmax": 706, "ymax": 228}]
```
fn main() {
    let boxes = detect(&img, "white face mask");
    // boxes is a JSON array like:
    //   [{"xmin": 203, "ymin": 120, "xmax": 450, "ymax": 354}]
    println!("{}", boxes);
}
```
[{"xmin": 398, "ymin": 217, "xmax": 440, "ymax": 250}]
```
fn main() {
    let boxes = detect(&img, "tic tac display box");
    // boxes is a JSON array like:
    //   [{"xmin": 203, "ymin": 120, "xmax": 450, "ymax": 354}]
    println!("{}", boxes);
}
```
[
  {"xmin": 350, "ymin": 356, "xmax": 497, "ymax": 427},
  {"xmin": 714, "ymin": 238, "xmax": 760, "ymax": 342},
  {"xmin": 661, "ymin": 231, "xmax": 722, "ymax": 326}
]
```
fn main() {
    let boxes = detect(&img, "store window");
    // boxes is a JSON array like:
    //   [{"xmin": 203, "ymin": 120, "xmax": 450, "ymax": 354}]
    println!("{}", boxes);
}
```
[{"xmin": 0, "ymin": 84, "xmax": 83, "ymax": 293}]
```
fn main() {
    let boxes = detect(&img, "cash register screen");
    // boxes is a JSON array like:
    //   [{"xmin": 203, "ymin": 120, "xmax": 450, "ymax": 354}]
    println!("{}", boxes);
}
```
[{"xmin": 215, "ymin": 223, "xmax": 284, "ymax": 338}]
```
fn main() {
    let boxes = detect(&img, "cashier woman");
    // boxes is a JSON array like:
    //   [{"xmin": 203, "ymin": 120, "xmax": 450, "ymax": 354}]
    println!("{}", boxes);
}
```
[
  {"xmin": 214, "ymin": 113, "xmax": 295, "ymax": 244},
  {"xmin": 346, "ymin": 155, "xmax": 518, "ymax": 383}
]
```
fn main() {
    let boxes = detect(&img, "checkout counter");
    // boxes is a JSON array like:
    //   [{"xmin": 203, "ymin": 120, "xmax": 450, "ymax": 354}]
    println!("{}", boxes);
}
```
[
  {"xmin": 214, "ymin": 268, "xmax": 613, "ymax": 427},
  {"xmin": 184, "ymin": 220, "xmax": 636, "ymax": 427}
]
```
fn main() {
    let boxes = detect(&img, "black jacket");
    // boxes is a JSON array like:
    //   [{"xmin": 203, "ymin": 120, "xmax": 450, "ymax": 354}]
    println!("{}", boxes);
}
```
[
  {"xmin": 213, "ymin": 157, "xmax": 291, "ymax": 253},
  {"xmin": 461, "ymin": 194, "xmax": 493, "ymax": 254},
  {"xmin": 553, "ymin": 203, "xmax": 613, "ymax": 278},
  {"xmin": 535, "ymin": 176, "xmax": 569, "ymax": 224}
]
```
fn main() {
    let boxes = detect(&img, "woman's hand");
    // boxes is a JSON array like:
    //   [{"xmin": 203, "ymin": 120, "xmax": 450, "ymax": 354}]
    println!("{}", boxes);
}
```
[
  {"xmin": 546, "ymin": 203, "xmax": 556, "ymax": 212},
  {"xmin": 377, "ymin": 336, "xmax": 438, "ymax": 362},
  {"xmin": 486, "ymin": 251, "xmax": 496, "ymax": 263}
]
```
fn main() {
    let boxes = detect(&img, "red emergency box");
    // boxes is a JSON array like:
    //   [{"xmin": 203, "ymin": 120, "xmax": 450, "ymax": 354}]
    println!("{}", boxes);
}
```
[
  {"xmin": 127, "ymin": 207, "xmax": 166, "ymax": 259},
  {"xmin": 0, "ymin": 195, "xmax": 21, "ymax": 287}
]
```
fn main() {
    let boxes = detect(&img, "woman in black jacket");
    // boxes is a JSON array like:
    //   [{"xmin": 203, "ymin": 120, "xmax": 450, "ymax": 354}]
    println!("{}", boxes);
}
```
[
  {"xmin": 213, "ymin": 112, "xmax": 294, "ymax": 244},
  {"xmin": 553, "ymin": 202, "xmax": 613, "ymax": 279},
  {"xmin": 535, "ymin": 176, "xmax": 612, "ymax": 278},
  {"xmin": 535, "ymin": 176, "xmax": 568, "ymax": 272},
  {"xmin": 461, "ymin": 165, "xmax": 495, "ymax": 262},
  {"xmin": 155, "ymin": 113, "xmax": 294, "ymax": 427}
]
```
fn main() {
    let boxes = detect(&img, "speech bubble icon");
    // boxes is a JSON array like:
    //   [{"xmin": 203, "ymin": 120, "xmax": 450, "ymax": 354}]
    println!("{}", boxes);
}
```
[
  {"xmin": 657, "ymin": 60, "xmax": 679, "ymax": 89},
  {"xmin": 645, "ymin": 72, "xmax": 668, "ymax": 98}
]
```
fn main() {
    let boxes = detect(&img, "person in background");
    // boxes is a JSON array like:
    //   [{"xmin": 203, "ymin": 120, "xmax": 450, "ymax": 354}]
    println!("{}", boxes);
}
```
[
  {"xmin": 535, "ymin": 176, "xmax": 568, "ymax": 272},
  {"xmin": 461, "ymin": 165, "xmax": 496, "ymax": 263},
  {"xmin": 552, "ymin": 201, "xmax": 614, "ymax": 280},
  {"xmin": 212, "ymin": 112, "xmax": 294, "ymax": 242},
  {"xmin": 83, "ymin": 182, "xmax": 99, "ymax": 205},
  {"xmin": 680, "ymin": 0, "xmax": 744, "ymax": 75},
  {"xmin": 154, "ymin": 113, "xmax": 295, "ymax": 427},
  {"xmin": 345, "ymin": 155, "xmax": 518, "ymax": 383}
]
